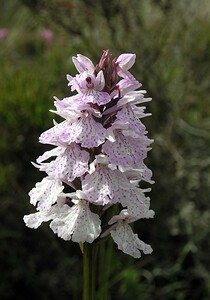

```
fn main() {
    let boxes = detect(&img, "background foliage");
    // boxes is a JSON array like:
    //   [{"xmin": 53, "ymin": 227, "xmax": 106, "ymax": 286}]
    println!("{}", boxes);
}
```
[{"xmin": 1, "ymin": 0, "xmax": 210, "ymax": 299}]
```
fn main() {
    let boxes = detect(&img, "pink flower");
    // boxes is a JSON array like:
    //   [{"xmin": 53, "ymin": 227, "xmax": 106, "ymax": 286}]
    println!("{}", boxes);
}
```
[
  {"xmin": 39, "ymin": 112, "xmax": 106, "ymax": 148},
  {"xmin": 82, "ymin": 155, "xmax": 132, "ymax": 205},
  {"xmin": 103, "ymin": 127, "xmax": 152, "ymax": 168},
  {"xmin": 0, "ymin": 28, "xmax": 9, "ymax": 40},
  {"xmin": 34, "ymin": 143, "xmax": 90, "ymax": 182},
  {"xmin": 67, "ymin": 70, "xmax": 111, "ymax": 105},
  {"xmin": 39, "ymin": 29, "xmax": 54, "ymax": 47}
]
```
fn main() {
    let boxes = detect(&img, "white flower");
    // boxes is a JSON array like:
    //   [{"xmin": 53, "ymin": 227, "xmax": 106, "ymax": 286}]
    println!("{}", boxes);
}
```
[
  {"xmin": 34, "ymin": 144, "xmax": 90, "ymax": 182},
  {"xmin": 50, "ymin": 199, "xmax": 101, "ymax": 243},
  {"xmin": 119, "ymin": 165, "xmax": 155, "ymax": 184},
  {"xmin": 121, "ymin": 188, "xmax": 155, "ymax": 219},
  {"xmin": 108, "ymin": 210, "xmax": 153, "ymax": 258},
  {"xmin": 52, "ymin": 95, "xmax": 102, "ymax": 119},
  {"xmin": 23, "ymin": 205, "xmax": 59, "ymax": 229},
  {"xmin": 111, "ymin": 222, "xmax": 153, "ymax": 258},
  {"xmin": 103, "ymin": 129, "xmax": 152, "ymax": 168},
  {"xmin": 82, "ymin": 161, "xmax": 131, "ymax": 205},
  {"xmin": 40, "ymin": 112, "xmax": 106, "ymax": 148},
  {"xmin": 28, "ymin": 177, "xmax": 64, "ymax": 211}
]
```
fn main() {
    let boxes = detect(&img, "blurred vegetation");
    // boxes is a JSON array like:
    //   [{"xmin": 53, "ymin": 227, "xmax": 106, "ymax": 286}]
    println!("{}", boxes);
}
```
[{"xmin": 1, "ymin": 0, "xmax": 210, "ymax": 299}]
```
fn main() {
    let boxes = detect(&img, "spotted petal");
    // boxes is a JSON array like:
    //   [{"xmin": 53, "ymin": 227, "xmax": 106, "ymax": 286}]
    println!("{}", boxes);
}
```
[
  {"xmin": 116, "ymin": 105, "xmax": 147, "ymax": 136},
  {"xmin": 36, "ymin": 144, "xmax": 90, "ymax": 182},
  {"xmin": 40, "ymin": 114, "xmax": 106, "ymax": 148},
  {"xmin": 110, "ymin": 222, "xmax": 153, "ymax": 258},
  {"xmin": 65, "ymin": 113, "xmax": 106, "ymax": 148},
  {"xmin": 50, "ymin": 200, "xmax": 101, "ymax": 243},
  {"xmin": 39, "ymin": 120, "xmax": 72, "ymax": 146},
  {"xmin": 121, "ymin": 188, "xmax": 154, "ymax": 219},
  {"xmin": 23, "ymin": 205, "xmax": 59, "ymax": 229},
  {"xmin": 103, "ymin": 131, "xmax": 151, "ymax": 168},
  {"xmin": 82, "ymin": 164, "xmax": 131, "ymax": 205},
  {"xmin": 28, "ymin": 177, "xmax": 64, "ymax": 211}
]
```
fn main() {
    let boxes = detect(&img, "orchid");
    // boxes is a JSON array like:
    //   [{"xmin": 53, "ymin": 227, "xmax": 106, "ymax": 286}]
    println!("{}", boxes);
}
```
[
  {"xmin": 24, "ymin": 50, "xmax": 154, "ymax": 299},
  {"xmin": 108, "ymin": 209, "xmax": 153, "ymax": 258}
]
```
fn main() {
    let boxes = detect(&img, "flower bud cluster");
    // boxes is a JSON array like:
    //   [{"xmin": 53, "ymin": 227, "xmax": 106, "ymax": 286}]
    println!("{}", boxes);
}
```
[{"xmin": 24, "ymin": 50, "xmax": 154, "ymax": 258}]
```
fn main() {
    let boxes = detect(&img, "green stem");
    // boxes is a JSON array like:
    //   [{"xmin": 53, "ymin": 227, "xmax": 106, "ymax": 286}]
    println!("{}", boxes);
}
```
[
  {"xmin": 97, "ymin": 238, "xmax": 112, "ymax": 299},
  {"xmin": 83, "ymin": 242, "xmax": 98, "ymax": 300}
]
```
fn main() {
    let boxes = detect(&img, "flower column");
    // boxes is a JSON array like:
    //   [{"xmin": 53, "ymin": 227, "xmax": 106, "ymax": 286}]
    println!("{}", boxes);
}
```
[{"xmin": 24, "ymin": 50, "xmax": 154, "ymax": 299}]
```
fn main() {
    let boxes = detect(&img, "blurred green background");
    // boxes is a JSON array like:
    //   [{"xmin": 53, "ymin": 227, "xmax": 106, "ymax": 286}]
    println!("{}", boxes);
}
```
[{"xmin": 1, "ymin": 0, "xmax": 210, "ymax": 299}]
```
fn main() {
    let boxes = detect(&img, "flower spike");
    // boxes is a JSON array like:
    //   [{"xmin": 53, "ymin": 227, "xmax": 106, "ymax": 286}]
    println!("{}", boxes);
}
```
[{"xmin": 24, "ymin": 50, "xmax": 154, "ymax": 258}]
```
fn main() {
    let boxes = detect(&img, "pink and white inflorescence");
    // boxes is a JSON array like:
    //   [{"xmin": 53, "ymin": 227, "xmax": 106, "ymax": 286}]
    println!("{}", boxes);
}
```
[{"xmin": 24, "ymin": 50, "xmax": 154, "ymax": 258}]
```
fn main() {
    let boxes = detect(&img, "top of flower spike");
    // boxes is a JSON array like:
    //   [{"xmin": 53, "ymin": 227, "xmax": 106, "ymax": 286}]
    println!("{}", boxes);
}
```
[
  {"xmin": 66, "ymin": 50, "xmax": 140, "ymax": 107},
  {"xmin": 72, "ymin": 51, "xmax": 137, "ymax": 76},
  {"xmin": 97, "ymin": 50, "xmax": 138, "ymax": 94}
]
